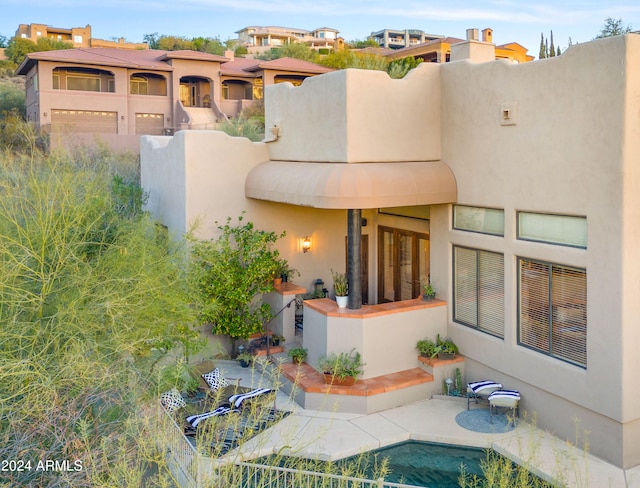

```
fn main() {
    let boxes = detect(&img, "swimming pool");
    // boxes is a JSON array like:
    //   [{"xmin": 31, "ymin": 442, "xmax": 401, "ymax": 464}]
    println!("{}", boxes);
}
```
[{"xmin": 338, "ymin": 440, "xmax": 485, "ymax": 488}]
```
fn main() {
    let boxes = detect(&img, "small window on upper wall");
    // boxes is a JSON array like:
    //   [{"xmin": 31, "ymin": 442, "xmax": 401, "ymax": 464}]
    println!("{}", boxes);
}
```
[
  {"xmin": 453, "ymin": 205, "xmax": 504, "ymax": 236},
  {"xmin": 517, "ymin": 212, "xmax": 586, "ymax": 248}
]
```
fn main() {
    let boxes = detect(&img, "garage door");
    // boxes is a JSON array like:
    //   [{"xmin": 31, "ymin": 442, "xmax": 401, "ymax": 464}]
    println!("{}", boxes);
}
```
[
  {"xmin": 51, "ymin": 109, "xmax": 117, "ymax": 134},
  {"xmin": 135, "ymin": 113, "xmax": 165, "ymax": 135}
]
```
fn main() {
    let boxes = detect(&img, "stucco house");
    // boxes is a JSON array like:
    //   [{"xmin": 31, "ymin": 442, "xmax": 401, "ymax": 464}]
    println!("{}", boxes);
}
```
[
  {"xmin": 15, "ymin": 22, "xmax": 147, "ymax": 50},
  {"xmin": 140, "ymin": 33, "xmax": 640, "ymax": 470},
  {"xmin": 15, "ymin": 47, "xmax": 333, "ymax": 152},
  {"xmin": 235, "ymin": 26, "xmax": 343, "ymax": 55},
  {"xmin": 386, "ymin": 28, "xmax": 534, "ymax": 63}
]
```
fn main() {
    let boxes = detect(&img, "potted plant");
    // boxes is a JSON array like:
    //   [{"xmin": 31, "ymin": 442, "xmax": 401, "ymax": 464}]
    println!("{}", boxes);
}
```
[
  {"xmin": 288, "ymin": 347, "xmax": 308, "ymax": 364},
  {"xmin": 270, "ymin": 334, "xmax": 285, "ymax": 346},
  {"xmin": 318, "ymin": 348, "xmax": 364, "ymax": 386},
  {"xmin": 282, "ymin": 266, "xmax": 300, "ymax": 283},
  {"xmin": 422, "ymin": 280, "xmax": 436, "ymax": 301},
  {"xmin": 236, "ymin": 352, "xmax": 254, "ymax": 368},
  {"xmin": 273, "ymin": 260, "xmax": 289, "ymax": 286},
  {"xmin": 416, "ymin": 338, "xmax": 437, "ymax": 358},
  {"xmin": 433, "ymin": 334, "xmax": 458, "ymax": 360},
  {"xmin": 331, "ymin": 269, "xmax": 348, "ymax": 308}
]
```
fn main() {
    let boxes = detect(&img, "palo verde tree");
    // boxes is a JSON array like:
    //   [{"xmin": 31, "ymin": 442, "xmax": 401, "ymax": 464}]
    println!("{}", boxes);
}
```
[
  {"xmin": 190, "ymin": 214, "xmax": 286, "ymax": 343},
  {"xmin": 0, "ymin": 134, "xmax": 199, "ymax": 486}
]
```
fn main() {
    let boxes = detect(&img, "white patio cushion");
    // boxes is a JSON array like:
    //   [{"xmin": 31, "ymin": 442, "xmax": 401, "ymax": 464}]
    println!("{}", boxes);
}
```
[
  {"xmin": 201, "ymin": 368, "xmax": 229, "ymax": 390},
  {"xmin": 467, "ymin": 380, "xmax": 503, "ymax": 394},
  {"xmin": 160, "ymin": 388, "xmax": 186, "ymax": 413}
]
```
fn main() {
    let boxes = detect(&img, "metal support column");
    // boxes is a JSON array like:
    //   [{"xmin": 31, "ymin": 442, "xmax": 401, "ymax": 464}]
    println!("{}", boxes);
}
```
[{"xmin": 347, "ymin": 209, "xmax": 362, "ymax": 310}]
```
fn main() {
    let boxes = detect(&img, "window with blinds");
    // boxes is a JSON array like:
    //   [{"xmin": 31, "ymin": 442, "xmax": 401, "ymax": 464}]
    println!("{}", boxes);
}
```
[
  {"xmin": 453, "ymin": 246, "xmax": 504, "ymax": 338},
  {"xmin": 518, "ymin": 258, "xmax": 587, "ymax": 368}
]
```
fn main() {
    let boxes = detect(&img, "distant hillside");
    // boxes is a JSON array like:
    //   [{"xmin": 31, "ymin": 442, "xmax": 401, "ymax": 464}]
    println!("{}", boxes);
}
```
[{"xmin": 0, "ymin": 75, "xmax": 24, "ymax": 88}]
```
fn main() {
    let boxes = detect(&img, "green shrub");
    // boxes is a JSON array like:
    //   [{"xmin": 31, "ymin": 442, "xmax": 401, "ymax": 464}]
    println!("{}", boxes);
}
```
[{"xmin": 0, "ymin": 82, "xmax": 25, "ymax": 117}]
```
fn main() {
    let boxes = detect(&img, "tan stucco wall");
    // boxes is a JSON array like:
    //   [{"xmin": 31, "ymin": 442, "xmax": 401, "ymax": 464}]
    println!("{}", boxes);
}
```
[
  {"xmin": 140, "ymin": 33, "xmax": 640, "ymax": 468},
  {"xmin": 433, "ymin": 34, "xmax": 640, "ymax": 467},
  {"xmin": 264, "ymin": 64, "xmax": 441, "ymax": 163},
  {"xmin": 303, "ymin": 302, "xmax": 448, "ymax": 379},
  {"xmin": 140, "ymin": 130, "xmax": 375, "ymax": 297}
]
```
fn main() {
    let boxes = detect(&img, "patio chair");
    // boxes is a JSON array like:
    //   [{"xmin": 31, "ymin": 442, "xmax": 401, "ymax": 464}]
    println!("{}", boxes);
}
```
[
  {"xmin": 467, "ymin": 380, "xmax": 503, "ymax": 410},
  {"xmin": 185, "ymin": 405, "xmax": 240, "ymax": 430},
  {"xmin": 228, "ymin": 387, "xmax": 275, "ymax": 410},
  {"xmin": 488, "ymin": 389, "xmax": 520, "ymax": 424}
]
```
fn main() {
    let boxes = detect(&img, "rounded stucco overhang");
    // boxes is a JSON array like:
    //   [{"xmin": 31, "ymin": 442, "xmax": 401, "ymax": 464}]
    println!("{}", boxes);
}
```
[{"xmin": 245, "ymin": 160, "xmax": 457, "ymax": 209}]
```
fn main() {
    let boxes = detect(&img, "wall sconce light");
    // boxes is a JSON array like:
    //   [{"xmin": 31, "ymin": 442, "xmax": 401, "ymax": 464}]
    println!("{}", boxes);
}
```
[
  {"xmin": 43, "ymin": 112, "xmax": 48, "ymax": 117},
  {"xmin": 121, "ymin": 115, "xmax": 125, "ymax": 120},
  {"xmin": 302, "ymin": 236, "xmax": 311, "ymax": 253}
]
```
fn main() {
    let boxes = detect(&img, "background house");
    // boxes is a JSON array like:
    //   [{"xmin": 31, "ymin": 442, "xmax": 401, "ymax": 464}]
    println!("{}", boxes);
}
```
[
  {"xmin": 235, "ymin": 26, "xmax": 343, "ymax": 55},
  {"xmin": 15, "ymin": 47, "xmax": 332, "ymax": 152},
  {"xmin": 141, "ymin": 33, "xmax": 640, "ymax": 470},
  {"xmin": 385, "ymin": 28, "xmax": 533, "ymax": 63},
  {"xmin": 15, "ymin": 22, "xmax": 147, "ymax": 50},
  {"xmin": 370, "ymin": 28, "xmax": 443, "ymax": 49}
]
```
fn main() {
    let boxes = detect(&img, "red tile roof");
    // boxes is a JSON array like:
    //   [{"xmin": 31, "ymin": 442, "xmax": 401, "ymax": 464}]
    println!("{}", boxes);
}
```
[
  {"xmin": 17, "ymin": 47, "xmax": 228, "ymax": 74},
  {"xmin": 221, "ymin": 57, "xmax": 334, "ymax": 76},
  {"xmin": 252, "ymin": 57, "xmax": 334, "ymax": 74},
  {"xmin": 220, "ymin": 57, "xmax": 262, "ymax": 76}
]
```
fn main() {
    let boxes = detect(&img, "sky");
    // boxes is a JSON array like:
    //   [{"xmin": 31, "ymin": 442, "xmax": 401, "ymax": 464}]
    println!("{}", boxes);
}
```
[{"xmin": 2, "ymin": 0, "xmax": 640, "ymax": 59}]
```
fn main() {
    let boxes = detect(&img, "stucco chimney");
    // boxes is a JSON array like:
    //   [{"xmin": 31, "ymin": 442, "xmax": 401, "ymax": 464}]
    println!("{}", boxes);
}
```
[
  {"xmin": 224, "ymin": 50, "xmax": 234, "ymax": 62},
  {"xmin": 451, "ymin": 29, "xmax": 496, "ymax": 63},
  {"xmin": 466, "ymin": 28, "xmax": 479, "ymax": 41},
  {"xmin": 482, "ymin": 28, "xmax": 493, "ymax": 43}
]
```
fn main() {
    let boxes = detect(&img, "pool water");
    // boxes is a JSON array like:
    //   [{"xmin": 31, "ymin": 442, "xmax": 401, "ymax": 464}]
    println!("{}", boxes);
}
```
[{"xmin": 339, "ymin": 440, "xmax": 486, "ymax": 488}]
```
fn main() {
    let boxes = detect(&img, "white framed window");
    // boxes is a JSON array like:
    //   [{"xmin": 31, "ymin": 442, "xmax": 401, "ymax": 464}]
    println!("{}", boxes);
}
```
[
  {"xmin": 518, "ymin": 258, "xmax": 586, "ymax": 368},
  {"xmin": 74, "ymin": 35, "xmax": 83, "ymax": 43},
  {"xmin": 517, "ymin": 212, "xmax": 586, "ymax": 248},
  {"xmin": 453, "ymin": 205, "xmax": 504, "ymax": 236},
  {"xmin": 453, "ymin": 246, "xmax": 504, "ymax": 338},
  {"xmin": 130, "ymin": 76, "xmax": 148, "ymax": 95}
]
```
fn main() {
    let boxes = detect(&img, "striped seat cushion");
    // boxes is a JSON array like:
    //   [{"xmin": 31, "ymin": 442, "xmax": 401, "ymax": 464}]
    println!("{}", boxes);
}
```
[
  {"xmin": 488, "ymin": 389, "xmax": 520, "ymax": 402},
  {"xmin": 467, "ymin": 380, "xmax": 503, "ymax": 394},
  {"xmin": 228, "ymin": 388, "xmax": 272, "ymax": 408},
  {"xmin": 185, "ymin": 405, "xmax": 239, "ymax": 428}
]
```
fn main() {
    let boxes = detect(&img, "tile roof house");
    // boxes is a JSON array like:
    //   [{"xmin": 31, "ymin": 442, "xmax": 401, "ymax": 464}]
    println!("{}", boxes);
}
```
[
  {"xmin": 141, "ymin": 33, "xmax": 640, "ymax": 472},
  {"xmin": 16, "ymin": 47, "xmax": 333, "ymax": 152},
  {"xmin": 386, "ymin": 28, "xmax": 534, "ymax": 63},
  {"xmin": 15, "ymin": 22, "xmax": 147, "ymax": 50},
  {"xmin": 235, "ymin": 26, "xmax": 343, "ymax": 55}
]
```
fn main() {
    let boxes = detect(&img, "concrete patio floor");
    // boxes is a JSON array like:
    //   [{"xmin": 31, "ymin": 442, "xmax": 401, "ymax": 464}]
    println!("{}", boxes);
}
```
[{"xmin": 210, "ymin": 359, "xmax": 640, "ymax": 487}]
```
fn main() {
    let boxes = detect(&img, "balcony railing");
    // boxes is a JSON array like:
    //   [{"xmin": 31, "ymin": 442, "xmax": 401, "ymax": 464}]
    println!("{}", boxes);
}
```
[{"xmin": 159, "ymin": 403, "xmax": 423, "ymax": 488}]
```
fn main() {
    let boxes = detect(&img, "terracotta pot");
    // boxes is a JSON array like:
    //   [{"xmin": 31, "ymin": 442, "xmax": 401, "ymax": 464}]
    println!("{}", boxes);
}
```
[
  {"xmin": 274, "ymin": 277, "xmax": 282, "ymax": 286},
  {"xmin": 323, "ymin": 373, "xmax": 356, "ymax": 386}
]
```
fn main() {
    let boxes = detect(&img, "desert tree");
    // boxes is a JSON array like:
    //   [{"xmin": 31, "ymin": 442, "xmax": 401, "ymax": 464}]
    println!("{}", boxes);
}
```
[{"xmin": 0, "ymin": 135, "xmax": 200, "ymax": 486}]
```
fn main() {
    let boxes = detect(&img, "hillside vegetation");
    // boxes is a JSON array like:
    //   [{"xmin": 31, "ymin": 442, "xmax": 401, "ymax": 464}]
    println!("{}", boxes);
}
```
[{"xmin": 0, "ymin": 120, "xmax": 201, "ymax": 486}]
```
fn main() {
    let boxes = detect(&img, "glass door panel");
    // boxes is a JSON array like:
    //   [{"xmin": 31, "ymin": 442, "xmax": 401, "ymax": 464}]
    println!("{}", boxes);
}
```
[
  {"xmin": 378, "ymin": 227, "xmax": 429, "ymax": 303},
  {"xmin": 381, "ymin": 230, "xmax": 395, "ymax": 302},
  {"xmin": 399, "ymin": 233, "xmax": 413, "ymax": 301}
]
